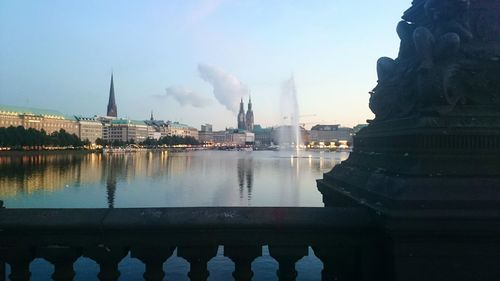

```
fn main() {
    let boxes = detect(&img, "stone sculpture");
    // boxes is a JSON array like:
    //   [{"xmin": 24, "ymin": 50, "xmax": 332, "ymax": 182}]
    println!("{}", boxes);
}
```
[{"xmin": 370, "ymin": 0, "xmax": 500, "ymax": 121}]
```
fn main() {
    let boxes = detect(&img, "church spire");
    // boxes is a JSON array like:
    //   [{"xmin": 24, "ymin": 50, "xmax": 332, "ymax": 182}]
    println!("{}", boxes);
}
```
[
  {"xmin": 106, "ymin": 73, "xmax": 117, "ymax": 117},
  {"xmin": 246, "ymin": 96, "xmax": 254, "ymax": 132},
  {"xmin": 150, "ymin": 110, "xmax": 154, "ymax": 121},
  {"xmin": 237, "ymin": 97, "xmax": 246, "ymax": 130}
]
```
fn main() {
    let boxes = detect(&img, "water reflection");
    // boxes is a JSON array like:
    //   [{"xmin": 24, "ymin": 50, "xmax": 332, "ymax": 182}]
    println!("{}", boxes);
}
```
[
  {"xmin": 0, "ymin": 151, "xmax": 347, "ymax": 208},
  {"xmin": 237, "ymin": 157, "xmax": 254, "ymax": 202}
]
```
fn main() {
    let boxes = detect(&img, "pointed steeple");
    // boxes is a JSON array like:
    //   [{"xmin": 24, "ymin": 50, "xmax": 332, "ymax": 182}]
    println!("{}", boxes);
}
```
[
  {"xmin": 106, "ymin": 73, "xmax": 117, "ymax": 117},
  {"xmin": 246, "ymin": 96, "xmax": 254, "ymax": 132},
  {"xmin": 237, "ymin": 97, "xmax": 246, "ymax": 130},
  {"xmin": 150, "ymin": 110, "xmax": 154, "ymax": 121},
  {"xmin": 248, "ymin": 95, "xmax": 252, "ymax": 110}
]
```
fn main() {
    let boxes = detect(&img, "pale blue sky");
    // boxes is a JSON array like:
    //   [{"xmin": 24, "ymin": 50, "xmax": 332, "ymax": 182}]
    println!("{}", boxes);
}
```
[{"xmin": 0, "ymin": 0, "xmax": 409, "ymax": 129}]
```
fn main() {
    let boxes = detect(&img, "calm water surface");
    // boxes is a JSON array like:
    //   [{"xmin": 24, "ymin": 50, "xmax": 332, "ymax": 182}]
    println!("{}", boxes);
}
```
[
  {"xmin": 1, "ymin": 150, "xmax": 349, "ymax": 280},
  {"xmin": 0, "ymin": 150, "xmax": 348, "ymax": 208}
]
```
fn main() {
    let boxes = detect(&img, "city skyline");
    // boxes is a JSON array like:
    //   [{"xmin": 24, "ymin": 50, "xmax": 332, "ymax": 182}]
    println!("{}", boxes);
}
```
[{"xmin": 0, "ymin": 1, "xmax": 409, "ymax": 130}]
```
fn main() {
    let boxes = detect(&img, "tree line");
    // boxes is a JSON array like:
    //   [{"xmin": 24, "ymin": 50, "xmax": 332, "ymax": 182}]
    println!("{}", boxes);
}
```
[
  {"xmin": 0, "ymin": 126, "xmax": 83, "ymax": 148},
  {"xmin": 0, "ymin": 126, "xmax": 200, "ymax": 149}
]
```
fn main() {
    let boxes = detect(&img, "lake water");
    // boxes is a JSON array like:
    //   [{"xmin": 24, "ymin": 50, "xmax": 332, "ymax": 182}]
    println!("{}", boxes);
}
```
[
  {"xmin": 0, "ymin": 150, "xmax": 348, "ymax": 208},
  {"xmin": 0, "ymin": 150, "xmax": 349, "ymax": 280}
]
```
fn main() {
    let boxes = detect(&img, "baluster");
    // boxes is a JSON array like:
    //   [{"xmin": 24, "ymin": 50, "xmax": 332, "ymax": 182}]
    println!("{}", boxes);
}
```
[
  {"xmin": 0, "ymin": 259, "xmax": 4, "ymax": 281},
  {"xmin": 177, "ymin": 245, "xmax": 218, "ymax": 281},
  {"xmin": 269, "ymin": 245, "xmax": 308, "ymax": 281},
  {"xmin": 0, "ymin": 247, "xmax": 34, "ymax": 281},
  {"xmin": 312, "ymin": 245, "xmax": 359, "ymax": 281},
  {"xmin": 38, "ymin": 246, "xmax": 81, "ymax": 281},
  {"xmin": 224, "ymin": 245, "xmax": 261, "ymax": 281},
  {"xmin": 131, "ymin": 246, "xmax": 175, "ymax": 281},
  {"xmin": 84, "ymin": 246, "xmax": 128, "ymax": 281}
]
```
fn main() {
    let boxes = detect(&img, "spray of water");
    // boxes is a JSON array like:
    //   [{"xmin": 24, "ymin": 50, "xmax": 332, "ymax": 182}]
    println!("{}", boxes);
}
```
[{"xmin": 279, "ymin": 76, "xmax": 302, "ymax": 155}]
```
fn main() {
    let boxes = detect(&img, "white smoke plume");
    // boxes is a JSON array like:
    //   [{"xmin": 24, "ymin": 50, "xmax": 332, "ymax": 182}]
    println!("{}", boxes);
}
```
[
  {"xmin": 198, "ymin": 64, "xmax": 249, "ymax": 113},
  {"xmin": 159, "ymin": 86, "xmax": 212, "ymax": 108}
]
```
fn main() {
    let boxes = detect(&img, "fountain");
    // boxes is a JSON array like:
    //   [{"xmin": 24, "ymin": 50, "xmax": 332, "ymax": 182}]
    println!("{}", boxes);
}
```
[{"xmin": 278, "ymin": 76, "xmax": 302, "ymax": 156}]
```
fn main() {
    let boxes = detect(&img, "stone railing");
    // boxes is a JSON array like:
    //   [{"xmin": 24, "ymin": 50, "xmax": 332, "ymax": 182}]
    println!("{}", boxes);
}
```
[{"xmin": 0, "ymin": 207, "xmax": 381, "ymax": 281}]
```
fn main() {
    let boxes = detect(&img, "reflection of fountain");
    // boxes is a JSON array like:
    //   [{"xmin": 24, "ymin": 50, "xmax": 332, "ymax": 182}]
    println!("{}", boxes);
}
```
[{"xmin": 279, "ymin": 76, "xmax": 302, "ymax": 155}]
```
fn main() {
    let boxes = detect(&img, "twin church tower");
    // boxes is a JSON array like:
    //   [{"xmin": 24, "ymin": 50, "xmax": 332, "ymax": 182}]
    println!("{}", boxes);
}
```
[{"xmin": 237, "ymin": 97, "xmax": 254, "ymax": 131}]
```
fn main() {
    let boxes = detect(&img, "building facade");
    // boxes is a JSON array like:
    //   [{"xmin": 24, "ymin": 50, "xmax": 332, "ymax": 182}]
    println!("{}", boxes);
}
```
[
  {"xmin": 0, "ymin": 105, "xmax": 79, "ymax": 136},
  {"xmin": 75, "ymin": 116, "xmax": 103, "ymax": 143},
  {"xmin": 309, "ymin": 125, "xmax": 354, "ymax": 144},
  {"xmin": 165, "ymin": 121, "xmax": 198, "ymax": 140},
  {"xmin": 145, "ymin": 120, "xmax": 199, "ymax": 140},
  {"xmin": 237, "ymin": 98, "xmax": 255, "ymax": 132},
  {"xmin": 104, "ymin": 119, "xmax": 150, "ymax": 143}
]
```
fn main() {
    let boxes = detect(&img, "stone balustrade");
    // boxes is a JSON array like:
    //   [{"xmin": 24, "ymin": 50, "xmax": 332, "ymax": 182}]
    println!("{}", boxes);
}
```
[{"xmin": 0, "ymin": 207, "xmax": 381, "ymax": 281}]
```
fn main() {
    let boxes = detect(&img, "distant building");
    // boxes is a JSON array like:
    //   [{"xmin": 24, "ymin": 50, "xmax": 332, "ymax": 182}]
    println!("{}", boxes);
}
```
[
  {"xmin": 75, "ymin": 116, "xmax": 103, "ymax": 143},
  {"xmin": 201, "ymin": 124, "xmax": 212, "ymax": 132},
  {"xmin": 145, "ymin": 120, "xmax": 198, "ymax": 140},
  {"xmin": 271, "ymin": 125, "xmax": 308, "ymax": 146},
  {"xmin": 104, "ymin": 119, "xmax": 149, "ymax": 143},
  {"xmin": 212, "ymin": 129, "xmax": 254, "ymax": 146},
  {"xmin": 199, "ymin": 124, "xmax": 214, "ymax": 144},
  {"xmin": 0, "ymin": 104, "xmax": 79, "ymax": 136},
  {"xmin": 237, "ymin": 97, "xmax": 255, "ymax": 132},
  {"xmin": 237, "ymin": 98, "xmax": 246, "ymax": 130},
  {"xmin": 245, "ymin": 97, "xmax": 254, "ymax": 131},
  {"xmin": 106, "ymin": 74, "xmax": 117, "ymax": 117},
  {"xmin": 309, "ymin": 124, "xmax": 353, "ymax": 144},
  {"xmin": 165, "ymin": 121, "xmax": 198, "ymax": 140},
  {"xmin": 253, "ymin": 124, "xmax": 273, "ymax": 146}
]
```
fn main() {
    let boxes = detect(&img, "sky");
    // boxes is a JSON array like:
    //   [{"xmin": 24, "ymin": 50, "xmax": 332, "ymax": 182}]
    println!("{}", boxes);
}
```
[{"xmin": 0, "ymin": 0, "xmax": 410, "ymax": 130}]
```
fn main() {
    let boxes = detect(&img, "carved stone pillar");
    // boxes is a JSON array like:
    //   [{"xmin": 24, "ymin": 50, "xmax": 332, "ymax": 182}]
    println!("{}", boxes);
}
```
[
  {"xmin": 0, "ymin": 259, "xmax": 4, "ymax": 281},
  {"xmin": 131, "ymin": 247, "xmax": 175, "ymax": 281},
  {"xmin": 312, "ymin": 245, "xmax": 358, "ymax": 281},
  {"xmin": 269, "ymin": 245, "xmax": 308, "ymax": 281},
  {"xmin": 0, "ymin": 247, "xmax": 34, "ymax": 281},
  {"xmin": 177, "ymin": 245, "xmax": 218, "ymax": 281},
  {"xmin": 84, "ymin": 246, "xmax": 128, "ymax": 281},
  {"xmin": 38, "ymin": 246, "xmax": 81, "ymax": 281},
  {"xmin": 224, "ymin": 245, "xmax": 261, "ymax": 281}
]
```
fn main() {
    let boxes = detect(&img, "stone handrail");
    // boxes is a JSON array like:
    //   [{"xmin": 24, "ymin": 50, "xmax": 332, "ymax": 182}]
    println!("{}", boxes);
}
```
[{"xmin": 0, "ymin": 207, "xmax": 379, "ymax": 281}]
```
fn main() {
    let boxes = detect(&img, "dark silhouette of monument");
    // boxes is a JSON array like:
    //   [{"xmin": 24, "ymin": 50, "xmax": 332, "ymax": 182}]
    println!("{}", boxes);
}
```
[
  {"xmin": 106, "ymin": 73, "xmax": 117, "ymax": 117},
  {"xmin": 319, "ymin": 0, "xmax": 500, "ymax": 214},
  {"xmin": 318, "ymin": 2, "xmax": 500, "ymax": 278}
]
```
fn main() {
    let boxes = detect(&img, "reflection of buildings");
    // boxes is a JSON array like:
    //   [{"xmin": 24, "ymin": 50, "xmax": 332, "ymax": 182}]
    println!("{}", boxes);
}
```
[
  {"xmin": 105, "ymin": 157, "xmax": 117, "ymax": 208},
  {"xmin": 237, "ymin": 158, "xmax": 254, "ymax": 201},
  {"xmin": 0, "ymin": 153, "xmax": 103, "ymax": 198}
]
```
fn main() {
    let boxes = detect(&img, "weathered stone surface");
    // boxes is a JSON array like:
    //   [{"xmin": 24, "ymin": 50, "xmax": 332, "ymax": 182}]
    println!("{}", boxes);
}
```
[
  {"xmin": 369, "ymin": 0, "xmax": 500, "ymax": 122},
  {"xmin": 319, "ymin": 0, "xmax": 500, "ymax": 216}
]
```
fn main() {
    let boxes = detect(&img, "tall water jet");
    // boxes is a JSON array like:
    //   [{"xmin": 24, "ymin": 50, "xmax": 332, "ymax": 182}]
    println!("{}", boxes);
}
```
[{"xmin": 279, "ymin": 76, "xmax": 302, "ymax": 155}]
